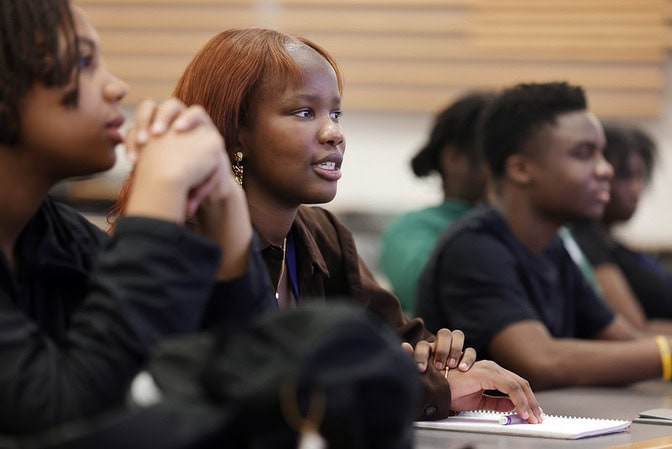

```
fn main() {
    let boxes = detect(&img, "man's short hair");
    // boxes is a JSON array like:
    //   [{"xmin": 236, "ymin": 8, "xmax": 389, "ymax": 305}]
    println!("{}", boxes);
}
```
[{"xmin": 479, "ymin": 81, "xmax": 587, "ymax": 180}]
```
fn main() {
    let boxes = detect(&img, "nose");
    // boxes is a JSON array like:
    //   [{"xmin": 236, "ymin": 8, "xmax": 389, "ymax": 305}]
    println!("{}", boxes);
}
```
[
  {"xmin": 318, "ymin": 119, "xmax": 344, "ymax": 149},
  {"xmin": 104, "ymin": 71, "xmax": 129, "ymax": 104},
  {"xmin": 630, "ymin": 177, "xmax": 645, "ymax": 198},
  {"xmin": 596, "ymin": 153, "xmax": 613, "ymax": 180}
]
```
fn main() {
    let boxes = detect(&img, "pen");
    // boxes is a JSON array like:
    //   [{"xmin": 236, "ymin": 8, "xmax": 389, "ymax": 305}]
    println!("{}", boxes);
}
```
[
  {"xmin": 456, "ymin": 412, "xmax": 528, "ymax": 426},
  {"xmin": 498, "ymin": 414, "xmax": 527, "ymax": 425}
]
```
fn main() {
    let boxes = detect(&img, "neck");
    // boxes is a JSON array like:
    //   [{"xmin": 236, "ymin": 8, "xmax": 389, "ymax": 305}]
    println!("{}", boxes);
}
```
[
  {"xmin": 247, "ymin": 196, "xmax": 298, "ymax": 247},
  {"xmin": 493, "ymin": 188, "xmax": 560, "ymax": 255},
  {"xmin": 597, "ymin": 220, "xmax": 615, "ymax": 241}
]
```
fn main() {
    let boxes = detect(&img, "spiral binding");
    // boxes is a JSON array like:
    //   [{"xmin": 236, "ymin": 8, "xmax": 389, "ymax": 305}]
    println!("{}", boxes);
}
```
[{"xmin": 458, "ymin": 410, "xmax": 626, "ymax": 423}]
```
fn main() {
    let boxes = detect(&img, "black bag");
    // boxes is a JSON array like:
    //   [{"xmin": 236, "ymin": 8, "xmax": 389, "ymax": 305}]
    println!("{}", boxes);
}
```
[{"xmin": 20, "ymin": 302, "xmax": 421, "ymax": 449}]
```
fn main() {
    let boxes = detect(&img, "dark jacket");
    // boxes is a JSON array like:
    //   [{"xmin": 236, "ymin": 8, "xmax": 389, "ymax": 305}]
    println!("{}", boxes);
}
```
[
  {"xmin": 261, "ymin": 206, "xmax": 452, "ymax": 420},
  {"xmin": 0, "ymin": 196, "xmax": 274, "ymax": 434}
]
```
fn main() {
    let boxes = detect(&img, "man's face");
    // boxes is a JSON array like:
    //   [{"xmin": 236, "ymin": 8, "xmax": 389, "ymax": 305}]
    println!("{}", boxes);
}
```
[{"xmin": 523, "ymin": 111, "xmax": 614, "ymax": 224}]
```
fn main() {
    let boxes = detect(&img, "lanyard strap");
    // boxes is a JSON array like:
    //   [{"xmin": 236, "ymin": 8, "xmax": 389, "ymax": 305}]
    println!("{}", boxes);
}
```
[{"xmin": 286, "ymin": 231, "xmax": 299, "ymax": 299}]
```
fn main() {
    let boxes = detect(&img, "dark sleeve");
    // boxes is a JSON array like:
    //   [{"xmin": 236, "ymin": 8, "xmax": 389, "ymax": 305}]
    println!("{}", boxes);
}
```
[
  {"xmin": 323, "ymin": 211, "xmax": 452, "ymax": 421},
  {"xmin": 201, "ymin": 233, "xmax": 278, "ymax": 328},
  {"xmin": 416, "ymin": 232, "xmax": 539, "ymax": 359},
  {"xmin": 0, "ymin": 217, "xmax": 221, "ymax": 435},
  {"xmin": 615, "ymin": 249, "xmax": 672, "ymax": 318},
  {"xmin": 571, "ymin": 223, "xmax": 612, "ymax": 266}
]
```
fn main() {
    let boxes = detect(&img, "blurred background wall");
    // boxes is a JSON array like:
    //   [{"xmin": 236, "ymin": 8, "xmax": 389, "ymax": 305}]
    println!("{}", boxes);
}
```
[{"xmin": 70, "ymin": 0, "xmax": 672, "ymax": 251}]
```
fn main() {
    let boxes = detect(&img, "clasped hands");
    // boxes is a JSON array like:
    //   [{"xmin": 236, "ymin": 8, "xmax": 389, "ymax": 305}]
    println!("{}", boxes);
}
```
[
  {"xmin": 124, "ymin": 97, "xmax": 240, "ymax": 222},
  {"xmin": 123, "ymin": 98, "xmax": 252, "ymax": 281}
]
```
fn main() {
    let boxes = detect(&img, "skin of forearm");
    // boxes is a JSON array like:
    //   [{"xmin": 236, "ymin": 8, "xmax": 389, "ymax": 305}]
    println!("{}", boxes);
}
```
[
  {"xmin": 644, "ymin": 320, "xmax": 672, "ymax": 336},
  {"xmin": 211, "ymin": 188, "xmax": 252, "ymax": 281},
  {"xmin": 502, "ymin": 337, "xmax": 663, "ymax": 390},
  {"xmin": 124, "ymin": 173, "xmax": 188, "ymax": 224}
]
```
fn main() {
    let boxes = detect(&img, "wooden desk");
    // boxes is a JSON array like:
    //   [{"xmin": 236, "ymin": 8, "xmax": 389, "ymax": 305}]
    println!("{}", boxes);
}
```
[{"xmin": 415, "ymin": 381, "xmax": 672, "ymax": 449}]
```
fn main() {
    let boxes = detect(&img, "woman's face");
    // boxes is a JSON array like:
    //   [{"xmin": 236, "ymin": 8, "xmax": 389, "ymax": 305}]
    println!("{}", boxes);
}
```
[
  {"xmin": 16, "ymin": 5, "xmax": 128, "ymax": 181},
  {"xmin": 238, "ymin": 43, "xmax": 344, "ymax": 210},
  {"xmin": 603, "ymin": 151, "xmax": 648, "ymax": 224}
]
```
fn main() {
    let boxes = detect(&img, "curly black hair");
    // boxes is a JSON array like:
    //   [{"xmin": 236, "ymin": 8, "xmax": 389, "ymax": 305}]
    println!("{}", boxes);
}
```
[
  {"xmin": 479, "ymin": 81, "xmax": 587, "ymax": 180},
  {"xmin": 0, "ymin": 0, "xmax": 79, "ymax": 146}
]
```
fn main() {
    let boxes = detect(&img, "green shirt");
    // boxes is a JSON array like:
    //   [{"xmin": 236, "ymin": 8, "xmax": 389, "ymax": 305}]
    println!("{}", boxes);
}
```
[{"xmin": 380, "ymin": 200, "xmax": 471, "ymax": 313}]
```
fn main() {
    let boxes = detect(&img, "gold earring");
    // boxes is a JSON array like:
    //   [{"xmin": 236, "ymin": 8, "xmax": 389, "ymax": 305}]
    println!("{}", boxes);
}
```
[{"xmin": 233, "ymin": 151, "xmax": 244, "ymax": 187}]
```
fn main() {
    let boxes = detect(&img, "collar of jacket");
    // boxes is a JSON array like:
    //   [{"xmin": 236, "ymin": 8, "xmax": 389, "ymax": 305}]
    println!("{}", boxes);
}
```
[{"xmin": 291, "ymin": 207, "xmax": 330, "ymax": 279}]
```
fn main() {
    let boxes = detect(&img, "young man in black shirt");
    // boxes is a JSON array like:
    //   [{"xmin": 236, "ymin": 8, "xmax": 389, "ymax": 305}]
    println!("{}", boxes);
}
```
[{"xmin": 417, "ymin": 82, "xmax": 672, "ymax": 389}]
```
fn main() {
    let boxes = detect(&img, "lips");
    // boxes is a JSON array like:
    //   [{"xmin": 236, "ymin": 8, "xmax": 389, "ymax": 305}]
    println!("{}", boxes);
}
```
[
  {"xmin": 595, "ymin": 186, "xmax": 610, "ymax": 204},
  {"xmin": 105, "ymin": 115, "xmax": 125, "ymax": 145},
  {"xmin": 313, "ymin": 153, "xmax": 343, "ymax": 181}
]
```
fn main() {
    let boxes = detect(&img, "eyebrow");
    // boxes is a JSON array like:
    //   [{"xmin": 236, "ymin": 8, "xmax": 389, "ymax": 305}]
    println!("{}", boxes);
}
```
[
  {"xmin": 286, "ymin": 93, "xmax": 341, "ymax": 106},
  {"xmin": 76, "ymin": 36, "xmax": 97, "ymax": 53}
]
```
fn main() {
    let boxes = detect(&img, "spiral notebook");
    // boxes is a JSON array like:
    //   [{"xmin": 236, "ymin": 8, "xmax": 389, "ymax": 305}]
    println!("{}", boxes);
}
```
[{"xmin": 415, "ymin": 411, "xmax": 631, "ymax": 439}]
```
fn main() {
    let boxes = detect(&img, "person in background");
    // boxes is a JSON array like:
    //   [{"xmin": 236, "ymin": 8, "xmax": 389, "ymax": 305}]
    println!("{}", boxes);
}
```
[
  {"xmin": 113, "ymin": 28, "xmax": 543, "ymax": 423},
  {"xmin": 416, "ymin": 81, "xmax": 672, "ymax": 390},
  {"xmin": 380, "ymin": 92, "xmax": 494, "ymax": 312},
  {"xmin": 572, "ymin": 123, "xmax": 672, "ymax": 331},
  {"xmin": 0, "ymin": 0, "xmax": 273, "ymax": 434},
  {"xmin": 380, "ymin": 92, "xmax": 600, "ymax": 314}
]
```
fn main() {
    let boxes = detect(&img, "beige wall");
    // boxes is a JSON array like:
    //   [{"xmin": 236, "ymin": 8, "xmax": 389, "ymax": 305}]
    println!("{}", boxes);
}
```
[
  {"xmin": 80, "ymin": 0, "xmax": 671, "ymax": 117},
  {"xmin": 71, "ymin": 0, "xmax": 672, "ymax": 250}
]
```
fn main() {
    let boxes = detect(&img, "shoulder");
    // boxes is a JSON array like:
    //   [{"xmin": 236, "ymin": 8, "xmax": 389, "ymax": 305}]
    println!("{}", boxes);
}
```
[
  {"xmin": 296, "ymin": 205, "xmax": 347, "ymax": 234},
  {"xmin": 295, "ymin": 205, "xmax": 359, "ymax": 257},
  {"xmin": 43, "ymin": 197, "xmax": 109, "ymax": 248},
  {"xmin": 382, "ymin": 205, "xmax": 441, "ymax": 237},
  {"xmin": 435, "ymin": 205, "xmax": 511, "ymax": 256},
  {"xmin": 421, "ymin": 206, "xmax": 519, "ymax": 284}
]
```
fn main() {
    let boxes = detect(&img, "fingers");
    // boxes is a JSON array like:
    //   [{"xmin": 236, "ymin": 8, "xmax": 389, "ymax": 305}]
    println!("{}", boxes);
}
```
[
  {"xmin": 133, "ymin": 99, "xmax": 160, "ymax": 146},
  {"xmin": 400, "ymin": 342, "xmax": 414, "ymax": 355},
  {"xmin": 185, "ymin": 148, "xmax": 236, "ymax": 218},
  {"xmin": 186, "ymin": 167, "xmax": 220, "ymax": 218},
  {"xmin": 413, "ymin": 341, "xmax": 432, "ymax": 373},
  {"xmin": 431, "ymin": 328, "xmax": 453, "ymax": 370},
  {"xmin": 476, "ymin": 394, "xmax": 544, "ymax": 424},
  {"xmin": 483, "ymin": 363, "xmax": 543, "ymax": 423},
  {"xmin": 432, "ymin": 328, "xmax": 466, "ymax": 371},
  {"xmin": 125, "ymin": 99, "xmax": 160, "ymax": 164},
  {"xmin": 444, "ymin": 360, "xmax": 543, "ymax": 424},
  {"xmin": 170, "ymin": 104, "xmax": 214, "ymax": 133},
  {"xmin": 458, "ymin": 347, "xmax": 477, "ymax": 371},
  {"xmin": 127, "ymin": 98, "xmax": 207, "ymax": 164},
  {"xmin": 148, "ymin": 97, "xmax": 186, "ymax": 136},
  {"xmin": 126, "ymin": 108, "xmax": 227, "ymax": 224}
]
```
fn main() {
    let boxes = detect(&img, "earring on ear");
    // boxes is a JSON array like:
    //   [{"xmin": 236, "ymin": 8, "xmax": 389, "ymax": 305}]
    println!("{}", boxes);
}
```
[{"xmin": 233, "ymin": 151, "xmax": 244, "ymax": 187}]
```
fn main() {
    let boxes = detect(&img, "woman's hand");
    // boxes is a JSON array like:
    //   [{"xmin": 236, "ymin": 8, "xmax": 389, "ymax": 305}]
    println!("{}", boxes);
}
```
[
  {"xmin": 446, "ymin": 360, "xmax": 544, "ymax": 423},
  {"xmin": 124, "ymin": 97, "xmax": 252, "ymax": 280},
  {"xmin": 124, "ymin": 100, "xmax": 229, "ymax": 223},
  {"xmin": 402, "ymin": 328, "xmax": 476, "ymax": 373},
  {"xmin": 124, "ymin": 98, "xmax": 204, "ymax": 164}
]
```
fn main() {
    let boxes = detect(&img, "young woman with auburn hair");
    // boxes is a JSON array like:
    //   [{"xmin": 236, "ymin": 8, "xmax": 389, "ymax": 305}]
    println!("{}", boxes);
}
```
[
  {"xmin": 0, "ymin": 1, "xmax": 273, "ymax": 435},
  {"xmin": 112, "ymin": 28, "xmax": 543, "ymax": 423}
]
